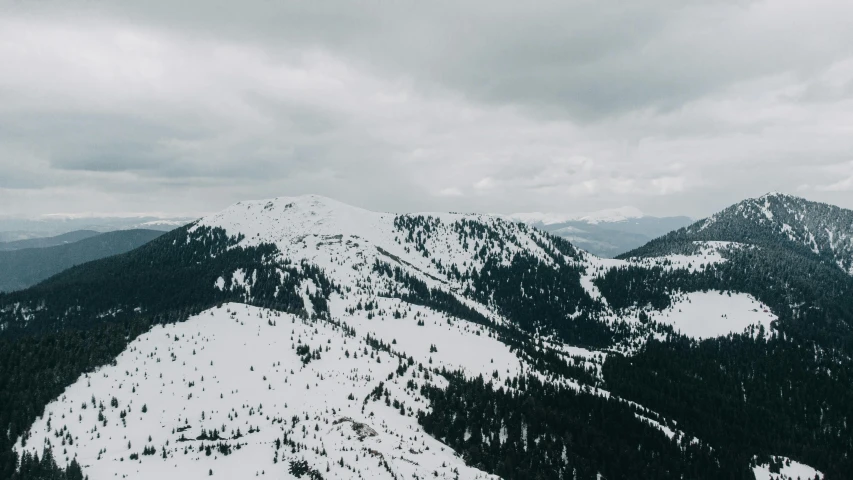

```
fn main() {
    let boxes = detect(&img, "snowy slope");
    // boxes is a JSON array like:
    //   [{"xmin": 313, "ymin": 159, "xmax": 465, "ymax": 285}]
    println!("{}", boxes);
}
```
[
  {"xmin": 578, "ymin": 241, "xmax": 777, "ymax": 339},
  {"xmin": 13, "ymin": 196, "xmax": 583, "ymax": 480},
  {"xmin": 647, "ymin": 291, "xmax": 776, "ymax": 340},
  {"xmin": 16, "ymin": 303, "xmax": 507, "ymax": 480},
  {"xmin": 753, "ymin": 456, "xmax": 824, "ymax": 480},
  {"xmin": 196, "ymin": 195, "xmax": 793, "ymax": 356},
  {"xmin": 197, "ymin": 194, "xmax": 555, "ymax": 279},
  {"xmin": 195, "ymin": 194, "xmax": 566, "ymax": 330}
]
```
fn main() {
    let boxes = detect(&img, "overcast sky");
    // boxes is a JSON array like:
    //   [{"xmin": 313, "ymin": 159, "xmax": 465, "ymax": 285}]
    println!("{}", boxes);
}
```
[{"xmin": 2, "ymin": 0, "xmax": 853, "ymax": 219}]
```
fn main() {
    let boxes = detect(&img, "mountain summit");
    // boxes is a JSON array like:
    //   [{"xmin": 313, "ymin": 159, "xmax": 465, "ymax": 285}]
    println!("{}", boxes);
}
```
[{"xmin": 626, "ymin": 192, "xmax": 853, "ymax": 275}]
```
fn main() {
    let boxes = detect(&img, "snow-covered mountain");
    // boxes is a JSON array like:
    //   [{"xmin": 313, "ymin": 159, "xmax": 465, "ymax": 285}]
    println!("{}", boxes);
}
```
[
  {"xmin": 700, "ymin": 192, "xmax": 853, "ymax": 274},
  {"xmin": 508, "ymin": 208, "xmax": 691, "ymax": 258},
  {"xmin": 3, "ymin": 194, "xmax": 845, "ymax": 479},
  {"xmin": 626, "ymin": 192, "xmax": 853, "ymax": 276}
]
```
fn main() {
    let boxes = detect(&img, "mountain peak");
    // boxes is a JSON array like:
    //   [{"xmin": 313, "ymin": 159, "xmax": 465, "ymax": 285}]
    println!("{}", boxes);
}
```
[
  {"xmin": 632, "ymin": 193, "xmax": 853, "ymax": 276},
  {"xmin": 756, "ymin": 191, "xmax": 800, "ymax": 202},
  {"xmin": 200, "ymin": 194, "xmax": 388, "ymax": 252},
  {"xmin": 234, "ymin": 194, "xmax": 363, "ymax": 212}
]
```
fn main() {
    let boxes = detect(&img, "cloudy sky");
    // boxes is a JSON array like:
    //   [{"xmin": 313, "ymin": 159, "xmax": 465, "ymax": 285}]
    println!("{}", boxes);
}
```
[{"xmin": 2, "ymin": 0, "xmax": 853, "ymax": 219}]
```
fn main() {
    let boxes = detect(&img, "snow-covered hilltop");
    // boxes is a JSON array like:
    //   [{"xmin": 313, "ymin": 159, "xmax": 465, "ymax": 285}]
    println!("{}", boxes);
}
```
[
  {"xmin": 665, "ymin": 192, "xmax": 853, "ymax": 275},
  {"xmin": 197, "ymin": 194, "xmax": 558, "ymax": 291}
]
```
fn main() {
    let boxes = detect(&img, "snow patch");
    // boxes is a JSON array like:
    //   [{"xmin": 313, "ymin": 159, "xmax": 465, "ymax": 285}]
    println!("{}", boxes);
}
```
[
  {"xmin": 634, "ymin": 414, "xmax": 675, "ymax": 440},
  {"xmin": 753, "ymin": 456, "xmax": 823, "ymax": 480},
  {"xmin": 16, "ymin": 303, "xmax": 504, "ymax": 480},
  {"xmin": 648, "ymin": 291, "xmax": 776, "ymax": 339}
]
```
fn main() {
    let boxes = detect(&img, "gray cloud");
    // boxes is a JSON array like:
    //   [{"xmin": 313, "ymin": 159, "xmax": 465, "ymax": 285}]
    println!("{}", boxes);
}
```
[{"xmin": 1, "ymin": 0, "xmax": 853, "ymax": 219}]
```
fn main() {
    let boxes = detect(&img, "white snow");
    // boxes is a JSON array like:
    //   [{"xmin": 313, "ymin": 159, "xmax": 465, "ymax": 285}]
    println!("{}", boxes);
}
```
[
  {"xmin": 298, "ymin": 279, "xmax": 317, "ymax": 317},
  {"xmin": 577, "ymin": 241, "xmax": 746, "ymax": 303},
  {"xmin": 753, "ymin": 456, "xmax": 823, "ymax": 480},
  {"xmin": 759, "ymin": 196, "xmax": 775, "ymax": 221},
  {"xmin": 231, "ymin": 269, "xmax": 247, "ymax": 289},
  {"xmin": 330, "ymin": 296, "xmax": 523, "ymax": 380},
  {"xmin": 634, "ymin": 414, "xmax": 675, "ymax": 440},
  {"xmin": 618, "ymin": 241, "xmax": 747, "ymax": 273},
  {"xmin": 16, "ymin": 303, "xmax": 506, "ymax": 480},
  {"xmin": 648, "ymin": 291, "xmax": 777, "ymax": 339},
  {"xmin": 194, "ymin": 194, "xmax": 556, "ymax": 301}
]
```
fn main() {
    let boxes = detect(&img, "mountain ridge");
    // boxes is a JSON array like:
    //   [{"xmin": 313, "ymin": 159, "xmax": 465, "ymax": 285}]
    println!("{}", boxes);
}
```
[{"xmin": 622, "ymin": 192, "xmax": 853, "ymax": 275}]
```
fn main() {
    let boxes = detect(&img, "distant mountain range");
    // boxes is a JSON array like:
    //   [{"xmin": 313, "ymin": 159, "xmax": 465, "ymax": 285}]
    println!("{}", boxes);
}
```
[
  {"xmin": 0, "ymin": 229, "xmax": 165, "ymax": 292},
  {"xmin": 0, "ymin": 216, "xmax": 192, "ymax": 242},
  {"xmin": 508, "ymin": 207, "xmax": 692, "ymax": 257},
  {"xmin": 0, "ymin": 230, "xmax": 101, "ymax": 251}
]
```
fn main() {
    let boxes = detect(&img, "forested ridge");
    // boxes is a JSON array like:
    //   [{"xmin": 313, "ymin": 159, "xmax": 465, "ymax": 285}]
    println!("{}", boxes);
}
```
[{"xmin": 624, "ymin": 192, "xmax": 853, "ymax": 275}]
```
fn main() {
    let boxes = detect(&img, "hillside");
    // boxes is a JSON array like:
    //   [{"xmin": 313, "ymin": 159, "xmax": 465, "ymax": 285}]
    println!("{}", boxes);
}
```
[
  {"xmin": 0, "ymin": 230, "xmax": 165, "ymax": 292},
  {"xmin": 2, "ymin": 194, "xmax": 848, "ymax": 479},
  {"xmin": 0, "ymin": 231, "xmax": 101, "ymax": 251},
  {"xmin": 616, "ymin": 193, "xmax": 853, "ymax": 348}
]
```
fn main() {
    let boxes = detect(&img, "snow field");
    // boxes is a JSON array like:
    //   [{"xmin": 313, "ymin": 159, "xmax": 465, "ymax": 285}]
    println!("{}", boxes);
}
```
[
  {"xmin": 752, "ymin": 456, "xmax": 824, "ymax": 480},
  {"xmin": 330, "ymin": 296, "xmax": 523, "ymax": 381},
  {"xmin": 17, "ymin": 303, "xmax": 504, "ymax": 480},
  {"xmin": 647, "ymin": 290, "xmax": 776, "ymax": 340}
]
